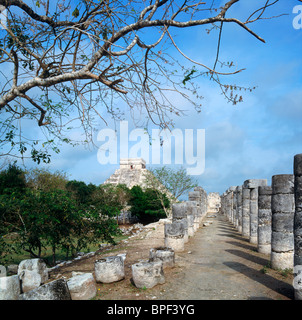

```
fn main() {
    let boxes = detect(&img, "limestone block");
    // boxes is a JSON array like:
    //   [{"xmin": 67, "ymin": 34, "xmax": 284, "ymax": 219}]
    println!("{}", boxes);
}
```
[
  {"xmin": 172, "ymin": 203, "xmax": 187, "ymax": 220},
  {"xmin": 0, "ymin": 275, "xmax": 21, "ymax": 300},
  {"xmin": 186, "ymin": 214, "xmax": 194, "ymax": 237},
  {"xmin": 131, "ymin": 261, "xmax": 165, "ymax": 289},
  {"xmin": 164, "ymin": 220, "xmax": 185, "ymax": 237},
  {"xmin": 0, "ymin": 265, "xmax": 6, "ymax": 278},
  {"xmin": 19, "ymin": 270, "xmax": 42, "ymax": 293},
  {"xmin": 18, "ymin": 259, "xmax": 48, "ymax": 284},
  {"xmin": 149, "ymin": 247, "xmax": 175, "ymax": 268},
  {"xmin": 271, "ymin": 193, "xmax": 295, "ymax": 213},
  {"xmin": 94, "ymin": 255, "xmax": 125, "ymax": 283},
  {"xmin": 272, "ymin": 213, "xmax": 294, "ymax": 233},
  {"xmin": 243, "ymin": 179, "xmax": 267, "ymax": 189},
  {"xmin": 67, "ymin": 273, "xmax": 97, "ymax": 300},
  {"xmin": 271, "ymin": 251, "xmax": 294, "ymax": 270},
  {"xmin": 272, "ymin": 174, "xmax": 294, "ymax": 194},
  {"xmin": 18, "ymin": 279, "xmax": 71, "ymax": 300},
  {"xmin": 258, "ymin": 187, "xmax": 272, "ymax": 255}
]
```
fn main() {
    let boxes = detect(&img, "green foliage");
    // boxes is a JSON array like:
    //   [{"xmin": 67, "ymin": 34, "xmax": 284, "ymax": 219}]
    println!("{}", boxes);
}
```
[
  {"xmin": 0, "ymin": 163, "xmax": 26, "ymax": 194},
  {"xmin": 26, "ymin": 168, "xmax": 68, "ymax": 191},
  {"xmin": 129, "ymin": 185, "xmax": 169, "ymax": 224},
  {"xmin": 66, "ymin": 180, "xmax": 96, "ymax": 205},
  {"xmin": 148, "ymin": 166, "xmax": 198, "ymax": 199},
  {"xmin": 0, "ymin": 168, "xmax": 121, "ymax": 266}
]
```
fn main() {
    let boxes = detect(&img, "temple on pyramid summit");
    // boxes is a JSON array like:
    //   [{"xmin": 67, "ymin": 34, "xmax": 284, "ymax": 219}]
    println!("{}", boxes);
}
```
[{"xmin": 103, "ymin": 158, "xmax": 148, "ymax": 189}]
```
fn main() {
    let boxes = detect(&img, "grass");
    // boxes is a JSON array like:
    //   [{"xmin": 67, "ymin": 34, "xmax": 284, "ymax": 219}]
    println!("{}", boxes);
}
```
[
  {"xmin": 1, "ymin": 233, "xmax": 130, "ymax": 267},
  {"xmin": 260, "ymin": 261, "xmax": 293, "ymax": 278}
]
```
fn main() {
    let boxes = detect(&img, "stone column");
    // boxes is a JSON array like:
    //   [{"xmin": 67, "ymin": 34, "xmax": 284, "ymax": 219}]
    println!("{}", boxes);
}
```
[
  {"xmin": 189, "ymin": 191, "xmax": 201, "ymax": 226},
  {"xmin": 229, "ymin": 187, "xmax": 237, "ymax": 225},
  {"xmin": 194, "ymin": 187, "xmax": 207, "ymax": 220},
  {"xmin": 186, "ymin": 201, "xmax": 198, "ymax": 233},
  {"xmin": 271, "ymin": 174, "xmax": 295, "ymax": 270},
  {"xmin": 249, "ymin": 187, "xmax": 259, "ymax": 244},
  {"xmin": 236, "ymin": 186, "xmax": 243, "ymax": 233},
  {"xmin": 294, "ymin": 154, "xmax": 302, "ymax": 300},
  {"xmin": 172, "ymin": 203, "xmax": 188, "ymax": 243},
  {"xmin": 164, "ymin": 220, "xmax": 185, "ymax": 252},
  {"xmin": 243, "ymin": 179, "xmax": 267, "ymax": 243},
  {"xmin": 242, "ymin": 188, "xmax": 251, "ymax": 237},
  {"xmin": 220, "ymin": 193, "xmax": 226, "ymax": 215},
  {"xmin": 257, "ymin": 186, "xmax": 272, "ymax": 254}
]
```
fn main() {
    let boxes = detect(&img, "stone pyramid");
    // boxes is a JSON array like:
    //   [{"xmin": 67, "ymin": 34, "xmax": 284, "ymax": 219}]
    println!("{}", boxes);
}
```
[
  {"xmin": 103, "ymin": 158, "xmax": 149, "ymax": 189},
  {"xmin": 103, "ymin": 158, "xmax": 176, "ymax": 203}
]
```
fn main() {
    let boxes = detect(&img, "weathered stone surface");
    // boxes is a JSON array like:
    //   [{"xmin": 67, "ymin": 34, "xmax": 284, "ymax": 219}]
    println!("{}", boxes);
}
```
[
  {"xmin": 95, "ymin": 255, "xmax": 125, "ymax": 283},
  {"xmin": 18, "ymin": 279, "xmax": 71, "ymax": 300},
  {"xmin": 294, "ymin": 154, "xmax": 302, "ymax": 176},
  {"xmin": 236, "ymin": 186, "xmax": 243, "ymax": 232},
  {"xmin": 149, "ymin": 247, "xmax": 175, "ymax": 268},
  {"xmin": 18, "ymin": 259, "xmax": 48, "ymax": 284},
  {"xmin": 243, "ymin": 179, "xmax": 267, "ymax": 189},
  {"xmin": 0, "ymin": 265, "xmax": 6, "ymax": 278},
  {"xmin": 271, "ymin": 231, "xmax": 294, "ymax": 252},
  {"xmin": 272, "ymin": 174, "xmax": 294, "ymax": 194},
  {"xmin": 7, "ymin": 265, "xmax": 18, "ymax": 275},
  {"xmin": 164, "ymin": 221, "xmax": 185, "ymax": 238},
  {"xmin": 186, "ymin": 214, "xmax": 194, "ymax": 237},
  {"xmin": 131, "ymin": 261, "xmax": 165, "ymax": 289},
  {"xmin": 272, "ymin": 213, "xmax": 294, "ymax": 233},
  {"xmin": 271, "ymin": 193, "xmax": 295, "ymax": 213},
  {"xmin": 172, "ymin": 203, "xmax": 187, "ymax": 220},
  {"xmin": 67, "ymin": 273, "xmax": 97, "ymax": 300},
  {"xmin": 242, "ymin": 188, "xmax": 250, "ymax": 237},
  {"xmin": 249, "ymin": 188, "xmax": 258, "ymax": 244},
  {"xmin": 271, "ymin": 251, "xmax": 294, "ymax": 270},
  {"xmin": 294, "ymin": 154, "xmax": 302, "ymax": 300},
  {"xmin": 258, "ymin": 186, "xmax": 272, "ymax": 254},
  {"xmin": 188, "ymin": 191, "xmax": 200, "ymax": 202},
  {"xmin": 271, "ymin": 174, "xmax": 295, "ymax": 270},
  {"xmin": 19, "ymin": 270, "xmax": 42, "ymax": 293},
  {"xmin": 0, "ymin": 275, "xmax": 21, "ymax": 300}
]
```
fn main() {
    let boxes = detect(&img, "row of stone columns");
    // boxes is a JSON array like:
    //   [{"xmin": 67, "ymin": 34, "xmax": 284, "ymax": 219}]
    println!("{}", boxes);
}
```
[
  {"xmin": 220, "ymin": 153, "xmax": 302, "ymax": 300},
  {"xmin": 164, "ymin": 187, "xmax": 208, "ymax": 253}
]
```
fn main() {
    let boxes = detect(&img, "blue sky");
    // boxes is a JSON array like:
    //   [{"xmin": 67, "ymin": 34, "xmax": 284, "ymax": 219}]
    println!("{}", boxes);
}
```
[{"xmin": 2, "ymin": 0, "xmax": 302, "ymax": 197}]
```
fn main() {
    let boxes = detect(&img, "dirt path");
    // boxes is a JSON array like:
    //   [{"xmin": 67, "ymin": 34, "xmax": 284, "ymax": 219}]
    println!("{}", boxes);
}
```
[{"xmin": 49, "ymin": 214, "xmax": 294, "ymax": 300}]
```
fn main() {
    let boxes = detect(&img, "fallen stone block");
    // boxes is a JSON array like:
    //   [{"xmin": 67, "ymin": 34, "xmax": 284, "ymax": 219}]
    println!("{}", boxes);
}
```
[
  {"xmin": 95, "ymin": 255, "xmax": 125, "ymax": 283},
  {"xmin": 18, "ymin": 258, "xmax": 48, "ymax": 284},
  {"xmin": 19, "ymin": 269, "xmax": 42, "ymax": 293},
  {"xmin": 0, "ymin": 275, "xmax": 21, "ymax": 300},
  {"xmin": 131, "ymin": 261, "xmax": 165, "ymax": 289},
  {"xmin": 149, "ymin": 247, "xmax": 175, "ymax": 268},
  {"xmin": 18, "ymin": 279, "xmax": 71, "ymax": 300},
  {"xmin": 0, "ymin": 265, "xmax": 6, "ymax": 278},
  {"xmin": 67, "ymin": 273, "xmax": 97, "ymax": 300}
]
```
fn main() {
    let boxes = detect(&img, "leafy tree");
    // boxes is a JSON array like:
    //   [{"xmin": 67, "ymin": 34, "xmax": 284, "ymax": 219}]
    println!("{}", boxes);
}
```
[
  {"xmin": 91, "ymin": 184, "xmax": 131, "ymax": 218},
  {"xmin": 66, "ymin": 180, "xmax": 97, "ymax": 205},
  {"xmin": 0, "ymin": 163, "xmax": 26, "ymax": 194},
  {"xmin": 0, "ymin": 188, "xmax": 119, "ymax": 266},
  {"xmin": 26, "ymin": 168, "xmax": 68, "ymax": 191},
  {"xmin": 0, "ymin": 0, "xmax": 281, "ymax": 162},
  {"xmin": 129, "ymin": 185, "xmax": 169, "ymax": 224},
  {"xmin": 148, "ymin": 166, "xmax": 198, "ymax": 199}
]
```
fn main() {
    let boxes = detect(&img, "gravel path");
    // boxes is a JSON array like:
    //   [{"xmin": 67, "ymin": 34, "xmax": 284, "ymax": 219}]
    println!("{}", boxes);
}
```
[
  {"xmin": 50, "ymin": 213, "xmax": 294, "ymax": 300},
  {"xmin": 152, "ymin": 214, "xmax": 294, "ymax": 300}
]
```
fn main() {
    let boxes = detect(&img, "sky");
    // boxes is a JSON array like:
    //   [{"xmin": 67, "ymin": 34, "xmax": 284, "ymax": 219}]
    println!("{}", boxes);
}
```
[{"xmin": 1, "ymin": 0, "xmax": 302, "ymax": 197}]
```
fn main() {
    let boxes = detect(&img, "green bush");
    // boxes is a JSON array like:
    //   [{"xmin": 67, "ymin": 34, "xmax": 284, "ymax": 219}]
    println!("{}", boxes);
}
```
[{"xmin": 129, "ymin": 185, "xmax": 170, "ymax": 224}]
